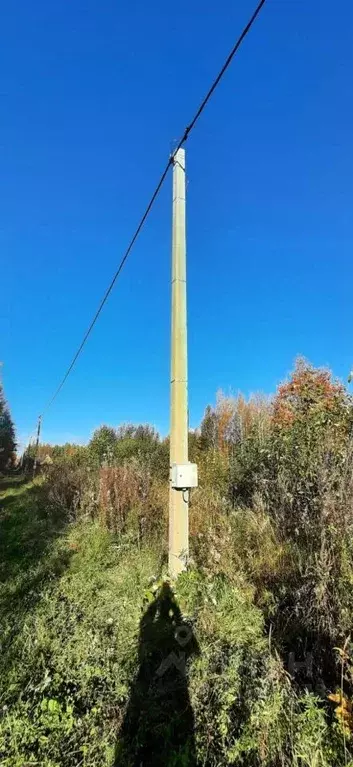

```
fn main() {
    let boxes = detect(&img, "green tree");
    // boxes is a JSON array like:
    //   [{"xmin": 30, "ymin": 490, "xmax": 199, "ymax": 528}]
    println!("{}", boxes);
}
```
[
  {"xmin": 115, "ymin": 424, "xmax": 168, "ymax": 477},
  {"xmin": 200, "ymin": 405, "xmax": 218, "ymax": 450},
  {"xmin": 0, "ymin": 384, "xmax": 16, "ymax": 471},
  {"xmin": 88, "ymin": 425, "xmax": 117, "ymax": 466}
]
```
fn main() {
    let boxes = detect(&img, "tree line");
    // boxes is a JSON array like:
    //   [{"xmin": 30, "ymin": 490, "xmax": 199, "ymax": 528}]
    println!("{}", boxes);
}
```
[{"xmin": 0, "ymin": 382, "xmax": 16, "ymax": 472}]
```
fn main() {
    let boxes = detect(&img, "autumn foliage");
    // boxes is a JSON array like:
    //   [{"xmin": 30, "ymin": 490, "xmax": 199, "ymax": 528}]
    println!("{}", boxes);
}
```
[{"xmin": 273, "ymin": 357, "xmax": 349, "ymax": 428}]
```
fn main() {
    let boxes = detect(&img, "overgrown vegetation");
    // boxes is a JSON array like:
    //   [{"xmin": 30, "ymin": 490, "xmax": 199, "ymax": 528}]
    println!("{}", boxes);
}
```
[{"xmin": 2, "ymin": 358, "xmax": 353, "ymax": 765}]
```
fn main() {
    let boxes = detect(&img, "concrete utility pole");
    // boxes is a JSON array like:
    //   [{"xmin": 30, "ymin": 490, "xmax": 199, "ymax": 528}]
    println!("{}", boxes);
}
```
[
  {"xmin": 32, "ymin": 415, "xmax": 42, "ymax": 479},
  {"xmin": 169, "ymin": 148, "xmax": 197, "ymax": 578}
]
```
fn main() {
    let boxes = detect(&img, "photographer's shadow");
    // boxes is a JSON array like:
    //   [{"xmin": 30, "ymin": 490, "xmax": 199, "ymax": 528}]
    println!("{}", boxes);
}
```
[{"xmin": 115, "ymin": 581, "xmax": 199, "ymax": 766}]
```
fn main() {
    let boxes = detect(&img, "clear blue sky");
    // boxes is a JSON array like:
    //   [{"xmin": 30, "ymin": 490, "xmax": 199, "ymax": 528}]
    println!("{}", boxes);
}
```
[{"xmin": 1, "ymin": 0, "xmax": 353, "ymax": 449}]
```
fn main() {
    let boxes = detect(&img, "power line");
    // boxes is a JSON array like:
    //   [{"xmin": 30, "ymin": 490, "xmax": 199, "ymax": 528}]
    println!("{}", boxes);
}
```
[
  {"xmin": 175, "ymin": 0, "xmax": 266, "ymax": 147},
  {"xmin": 41, "ymin": 161, "xmax": 172, "ymax": 415},
  {"xmin": 40, "ymin": 0, "xmax": 267, "ymax": 417}
]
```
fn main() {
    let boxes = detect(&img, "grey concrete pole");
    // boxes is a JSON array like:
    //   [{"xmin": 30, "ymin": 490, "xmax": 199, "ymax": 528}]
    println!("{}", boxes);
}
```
[{"xmin": 169, "ymin": 148, "xmax": 189, "ymax": 578}]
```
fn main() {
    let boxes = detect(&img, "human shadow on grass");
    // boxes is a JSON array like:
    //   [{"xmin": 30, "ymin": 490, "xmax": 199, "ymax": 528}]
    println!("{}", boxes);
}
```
[{"xmin": 115, "ymin": 581, "xmax": 199, "ymax": 767}]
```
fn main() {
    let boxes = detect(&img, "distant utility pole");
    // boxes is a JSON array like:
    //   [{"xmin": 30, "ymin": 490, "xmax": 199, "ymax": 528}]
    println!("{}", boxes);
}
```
[
  {"xmin": 32, "ymin": 415, "xmax": 42, "ymax": 479},
  {"xmin": 168, "ymin": 148, "xmax": 197, "ymax": 578}
]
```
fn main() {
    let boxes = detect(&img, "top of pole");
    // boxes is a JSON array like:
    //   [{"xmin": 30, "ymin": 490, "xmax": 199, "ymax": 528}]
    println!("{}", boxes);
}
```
[{"xmin": 172, "ymin": 146, "xmax": 185, "ymax": 168}]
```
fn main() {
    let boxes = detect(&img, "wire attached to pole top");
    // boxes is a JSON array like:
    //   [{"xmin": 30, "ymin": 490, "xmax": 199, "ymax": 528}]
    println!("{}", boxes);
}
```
[{"xmin": 38, "ymin": 0, "xmax": 267, "ymax": 420}]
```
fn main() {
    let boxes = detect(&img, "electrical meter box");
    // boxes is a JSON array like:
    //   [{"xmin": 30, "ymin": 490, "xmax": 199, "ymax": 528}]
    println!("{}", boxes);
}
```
[{"xmin": 171, "ymin": 463, "xmax": 198, "ymax": 490}]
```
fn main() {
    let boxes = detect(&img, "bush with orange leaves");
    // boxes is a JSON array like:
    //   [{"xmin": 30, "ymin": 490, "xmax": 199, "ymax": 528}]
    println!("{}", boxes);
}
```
[
  {"xmin": 260, "ymin": 361, "xmax": 353, "ymax": 641},
  {"xmin": 266, "ymin": 358, "xmax": 353, "ymax": 537},
  {"xmin": 197, "ymin": 360, "xmax": 353, "ymax": 645},
  {"xmin": 273, "ymin": 356, "xmax": 350, "ymax": 431}
]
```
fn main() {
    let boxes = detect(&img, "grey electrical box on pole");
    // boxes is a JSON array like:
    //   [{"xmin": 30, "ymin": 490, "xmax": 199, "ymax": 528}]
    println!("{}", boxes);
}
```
[
  {"xmin": 168, "ymin": 148, "xmax": 197, "ymax": 578},
  {"xmin": 171, "ymin": 462, "xmax": 198, "ymax": 490}
]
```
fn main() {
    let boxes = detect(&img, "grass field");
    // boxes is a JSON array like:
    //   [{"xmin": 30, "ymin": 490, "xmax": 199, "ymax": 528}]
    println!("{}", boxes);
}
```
[{"xmin": 0, "ymin": 474, "xmax": 350, "ymax": 767}]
